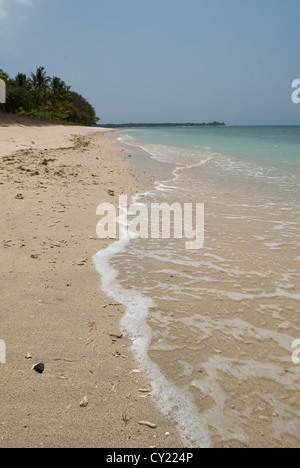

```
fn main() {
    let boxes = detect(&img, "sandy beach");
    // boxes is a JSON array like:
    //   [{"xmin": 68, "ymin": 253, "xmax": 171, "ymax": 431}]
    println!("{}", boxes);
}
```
[{"xmin": 0, "ymin": 122, "xmax": 183, "ymax": 448}]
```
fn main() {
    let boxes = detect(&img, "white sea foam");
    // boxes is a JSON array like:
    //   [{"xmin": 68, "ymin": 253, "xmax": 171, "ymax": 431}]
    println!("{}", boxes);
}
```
[{"xmin": 93, "ymin": 193, "xmax": 212, "ymax": 448}]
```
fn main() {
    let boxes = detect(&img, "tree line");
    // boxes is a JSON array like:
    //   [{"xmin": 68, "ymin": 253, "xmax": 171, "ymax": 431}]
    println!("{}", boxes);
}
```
[
  {"xmin": 101, "ymin": 122, "xmax": 226, "ymax": 128},
  {"xmin": 0, "ymin": 67, "xmax": 99, "ymax": 126}
]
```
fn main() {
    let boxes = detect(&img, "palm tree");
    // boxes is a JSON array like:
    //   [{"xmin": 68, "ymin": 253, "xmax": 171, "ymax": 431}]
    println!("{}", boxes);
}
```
[
  {"xmin": 51, "ymin": 76, "xmax": 71, "ymax": 102},
  {"xmin": 15, "ymin": 73, "xmax": 29, "ymax": 88},
  {"xmin": 30, "ymin": 66, "xmax": 50, "ymax": 116}
]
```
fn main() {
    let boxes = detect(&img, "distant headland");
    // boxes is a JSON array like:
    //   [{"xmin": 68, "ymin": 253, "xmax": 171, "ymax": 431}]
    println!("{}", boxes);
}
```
[{"xmin": 100, "ymin": 122, "xmax": 226, "ymax": 129}]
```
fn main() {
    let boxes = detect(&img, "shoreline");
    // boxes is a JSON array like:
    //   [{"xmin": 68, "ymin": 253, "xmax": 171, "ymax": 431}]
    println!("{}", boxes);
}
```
[
  {"xmin": 0, "ymin": 124, "xmax": 183, "ymax": 448},
  {"xmin": 102, "ymin": 127, "xmax": 300, "ymax": 448}
]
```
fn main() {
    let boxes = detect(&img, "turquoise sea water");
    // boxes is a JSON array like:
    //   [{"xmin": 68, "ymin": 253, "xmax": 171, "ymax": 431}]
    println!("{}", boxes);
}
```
[
  {"xmin": 123, "ymin": 125, "xmax": 300, "ymax": 171},
  {"xmin": 94, "ymin": 125, "xmax": 300, "ymax": 447}
]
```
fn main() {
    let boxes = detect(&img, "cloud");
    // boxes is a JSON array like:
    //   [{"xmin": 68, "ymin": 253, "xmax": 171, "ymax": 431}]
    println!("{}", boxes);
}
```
[
  {"xmin": 0, "ymin": 0, "xmax": 33, "ymax": 20},
  {"xmin": 16, "ymin": 0, "xmax": 33, "ymax": 6},
  {"xmin": 0, "ymin": 0, "xmax": 8, "ymax": 19}
]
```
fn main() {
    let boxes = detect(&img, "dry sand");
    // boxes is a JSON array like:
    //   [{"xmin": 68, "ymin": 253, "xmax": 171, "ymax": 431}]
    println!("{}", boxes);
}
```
[{"xmin": 0, "ymin": 123, "xmax": 183, "ymax": 448}]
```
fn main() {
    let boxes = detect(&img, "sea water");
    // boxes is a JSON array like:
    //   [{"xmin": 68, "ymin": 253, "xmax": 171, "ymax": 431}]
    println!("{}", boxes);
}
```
[{"xmin": 93, "ymin": 126, "xmax": 300, "ymax": 448}]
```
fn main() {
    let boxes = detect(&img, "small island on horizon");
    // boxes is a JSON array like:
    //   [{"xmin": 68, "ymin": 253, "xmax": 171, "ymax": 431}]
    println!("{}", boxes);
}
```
[{"xmin": 100, "ymin": 122, "xmax": 226, "ymax": 129}]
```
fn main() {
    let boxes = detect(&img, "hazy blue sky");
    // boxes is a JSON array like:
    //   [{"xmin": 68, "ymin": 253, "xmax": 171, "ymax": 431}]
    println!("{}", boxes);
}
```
[{"xmin": 1, "ymin": 0, "xmax": 300, "ymax": 124}]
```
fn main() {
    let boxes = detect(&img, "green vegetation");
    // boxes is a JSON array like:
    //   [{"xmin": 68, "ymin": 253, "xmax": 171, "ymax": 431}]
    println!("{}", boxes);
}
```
[{"xmin": 0, "ymin": 67, "xmax": 99, "ymax": 126}]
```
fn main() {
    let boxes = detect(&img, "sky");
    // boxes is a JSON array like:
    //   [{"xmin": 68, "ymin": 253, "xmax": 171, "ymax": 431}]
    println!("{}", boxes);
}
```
[{"xmin": 0, "ymin": 0, "xmax": 300, "ymax": 125}]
